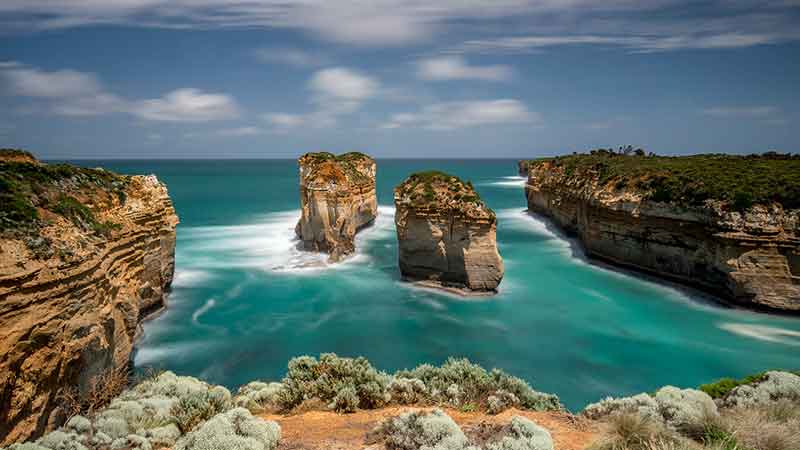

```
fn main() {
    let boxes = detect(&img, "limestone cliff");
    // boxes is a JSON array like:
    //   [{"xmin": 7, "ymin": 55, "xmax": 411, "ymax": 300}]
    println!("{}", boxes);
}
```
[
  {"xmin": 0, "ymin": 152, "xmax": 179, "ymax": 444},
  {"xmin": 524, "ymin": 154, "xmax": 800, "ymax": 312},
  {"xmin": 517, "ymin": 160, "xmax": 530, "ymax": 177},
  {"xmin": 295, "ymin": 152, "xmax": 377, "ymax": 262},
  {"xmin": 394, "ymin": 171, "xmax": 504, "ymax": 294}
]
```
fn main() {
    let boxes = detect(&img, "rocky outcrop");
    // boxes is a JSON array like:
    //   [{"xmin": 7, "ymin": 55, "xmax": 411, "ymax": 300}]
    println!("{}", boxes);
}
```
[
  {"xmin": 0, "ymin": 154, "xmax": 178, "ymax": 444},
  {"xmin": 295, "ymin": 152, "xmax": 377, "ymax": 262},
  {"xmin": 394, "ymin": 171, "xmax": 504, "ymax": 294},
  {"xmin": 518, "ymin": 160, "xmax": 531, "ymax": 177},
  {"xmin": 525, "ymin": 159, "xmax": 800, "ymax": 312}
]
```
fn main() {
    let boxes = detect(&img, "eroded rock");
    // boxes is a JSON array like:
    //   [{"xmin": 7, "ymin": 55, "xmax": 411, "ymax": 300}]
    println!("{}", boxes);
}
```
[
  {"xmin": 524, "ymin": 158, "xmax": 800, "ymax": 311},
  {"xmin": 295, "ymin": 152, "xmax": 377, "ymax": 262},
  {"xmin": 394, "ymin": 171, "xmax": 504, "ymax": 294},
  {"xmin": 0, "ymin": 155, "xmax": 179, "ymax": 444}
]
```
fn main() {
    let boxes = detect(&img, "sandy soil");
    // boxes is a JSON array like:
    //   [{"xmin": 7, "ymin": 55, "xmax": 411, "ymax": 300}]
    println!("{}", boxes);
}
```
[{"xmin": 262, "ymin": 406, "xmax": 598, "ymax": 450}]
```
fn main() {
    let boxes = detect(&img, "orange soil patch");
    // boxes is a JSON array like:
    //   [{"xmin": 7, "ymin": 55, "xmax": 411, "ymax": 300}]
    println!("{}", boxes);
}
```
[{"xmin": 262, "ymin": 407, "xmax": 599, "ymax": 450}]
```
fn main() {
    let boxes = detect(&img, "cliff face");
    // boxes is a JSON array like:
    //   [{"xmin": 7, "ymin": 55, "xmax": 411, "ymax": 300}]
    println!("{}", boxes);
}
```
[
  {"xmin": 295, "ymin": 152, "xmax": 378, "ymax": 262},
  {"xmin": 0, "ymin": 155, "xmax": 178, "ymax": 444},
  {"xmin": 394, "ymin": 172, "xmax": 504, "ymax": 294},
  {"xmin": 524, "ymin": 159, "xmax": 800, "ymax": 312},
  {"xmin": 517, "ymin": 160, "xmax": 530, "ymax": 177}
]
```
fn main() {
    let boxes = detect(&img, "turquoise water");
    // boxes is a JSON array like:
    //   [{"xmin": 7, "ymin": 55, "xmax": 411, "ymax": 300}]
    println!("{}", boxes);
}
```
[{"xmin": 74, "ymin": 159, "xmax": 800, "ymax": 411}]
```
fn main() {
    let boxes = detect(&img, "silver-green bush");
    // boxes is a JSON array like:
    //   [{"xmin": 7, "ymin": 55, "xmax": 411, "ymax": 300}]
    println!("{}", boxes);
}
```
[
  {"xmin": 172, "ymin": 408, "xmax": 280, "ymax": 450},
  {"xmin": 487, "ymin": 416, "xmax": 554, "ymax": 450},
  {"xmin": 234, "ymin": 382, "xmax": 283, "ymax": 413},
  {"xmin": 582, "ymin": 387, "xmax": 718, "ymax": 436},
  {"xmin": 721, "ymin": 371, "xmax": 800, "ymax": 409},
  {"xmin": 487, "ymin": 390, "xmax": 521, "ymax": 415},
  {"xmin": 376, "ymin": 409, "xmax": 478, "ymax": 450},
  {"xmin": 276, "ymin": 353, "xmax": 392, "ymax": 412}
]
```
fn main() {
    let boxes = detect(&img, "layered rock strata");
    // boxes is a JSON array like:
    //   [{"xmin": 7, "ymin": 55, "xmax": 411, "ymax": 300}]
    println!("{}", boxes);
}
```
[
  {"xmin": 524, "ymin": 158, "xmax": 800, "ymax": 312},
  {"xmin": 0, "ymin": 153, "xmax": 179, "ymax": 444},
  {"xmin": 295, "ymin": 152, "xmax": 378, "ymax": 262},
  {"xmin": 394, "ymin": 171, "xmax": 504, "ymax": 294}
]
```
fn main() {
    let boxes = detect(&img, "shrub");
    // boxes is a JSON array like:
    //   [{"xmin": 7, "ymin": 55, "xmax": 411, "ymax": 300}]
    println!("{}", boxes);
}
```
[
  {"xmin": 36, "ymin": 430, "xmax": 87, "ymax": 450},
  {"xmin": 399, "ymin": 358, "xmax": 562, "ymax": 411},
  {"xmin": 486, "ymin": 416, "xmax": 554, "ymax": 450},
  {"xmin": 722, "ymin": 407, "xmax": 800, "ymax": 450},
  {"xmin": 169, "ymin": 387, "xmax": 233, "ymax": 433},
  {"xmin": 110, "ymin": 435, "xmax": 151, "ymax": 450},
  {"xmin": 653, "ymin": 387, "xmax": 718, "ymax": 436},
  {"xmin": 172, "ymin": 408, "xmax": 280, "ymax": 450},
  {"xmin": 328, "ymin": 386, "xmax": 359, "ymax": 413},
  {"xmin": 583, "ymin": 387, "xmax": 718, "ymax": 436},
  {"xmin": 275, "ymin": 353, "xmax": 391, "ymax": 412},
  {"xmin": 583, "ymin": 394, "xmax": 660, "ymax": 421},
  {"xmin": 699, "ymin": 372, "xmax": 769, "ymax": 399},
  {"xmin": 388, "ymin": 377, "xmax": 428, "ymax": 404},
  {"xmin": 590, "ymin": 413, "xmax": 678, "ymax": 450},
  {"xmin": 375, "ymin": 409, "xmax": 476, "ymax": 450},
  {"xmin": 721, "ymin": 371, "xmax": 800, "ymax": 409},
  {"xmin": 234, "ymin": 381, "xmax": 284, "ymax": 413},
  {"xmin": 487, "ymin": 390, "xmax": 520, "ymax": 415}
]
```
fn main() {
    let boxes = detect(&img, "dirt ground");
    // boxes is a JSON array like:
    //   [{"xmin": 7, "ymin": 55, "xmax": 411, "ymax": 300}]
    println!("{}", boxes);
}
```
[{"xmin": 262, "ymin": 406, "xmax": 599, "ymax": 450}]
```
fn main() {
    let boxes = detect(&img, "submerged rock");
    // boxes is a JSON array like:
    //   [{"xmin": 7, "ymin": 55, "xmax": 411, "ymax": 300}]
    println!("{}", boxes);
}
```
[
  {"xmin": 295, "ymin": 152, "xmax": 378, "ymax": 262},
  {"xmin": 394, "ymin": 171, "xmax": 504, "ymax": 294}
]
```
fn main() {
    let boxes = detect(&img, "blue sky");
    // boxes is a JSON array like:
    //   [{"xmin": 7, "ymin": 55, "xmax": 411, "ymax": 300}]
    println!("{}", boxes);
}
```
[{"xmin": 0, "ymin": 1, "xmax": 799, "ymax": 159}]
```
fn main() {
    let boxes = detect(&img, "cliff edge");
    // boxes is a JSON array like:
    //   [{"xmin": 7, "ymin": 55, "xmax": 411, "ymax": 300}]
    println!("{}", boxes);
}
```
[
  {"xmin": 394, "ymin": 171, "xmax": 504, "ymax": 294},
  {"xmin": 295, "ymin": 152, "xmax": 378, "ymax": 262},
  {"xmin": 0, "ymin": 150, "xmax": 179, "ymax": 444},
  {"xmin": 523, "ymin": 152, "xmax": 800, "ymax": 312}
]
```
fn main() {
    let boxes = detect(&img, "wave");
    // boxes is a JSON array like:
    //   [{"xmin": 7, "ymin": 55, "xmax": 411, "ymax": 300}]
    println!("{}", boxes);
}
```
[
  {"xmin": 179, "ymin": 206, "xmax": 396, "ymax": 275},
  {"xmin": 718, "ymin": 323, "xmax": 800, "ymax": 346},
  {"xmin": 482, "ymin": 176, "xmax": 527, "ymax": 188},
  {"xmin": 497, "ymin": 208, "xmax": 714, "ymax": 309},
  {"xmin": 172, "ymin": 269, "xmax": 213, "ymax": 288},
  {"xmin": 192, "ymin": 298, "xmax": 216, "ymax": 323}
]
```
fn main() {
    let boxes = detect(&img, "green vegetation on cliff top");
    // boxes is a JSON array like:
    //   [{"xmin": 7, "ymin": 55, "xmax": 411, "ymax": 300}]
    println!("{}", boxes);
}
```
[
  {"xmin": 526, "ymin": 151, "xmax": 800, "ymax": 211},
  {"xmin": 300, "ymin": 151, "xmax": 374, "ymax": 185},
  {"xmin": 396, "ymin": 171, "xmax": 489, "ymax": 214},
  {"xmin": 0, "ymin": 149, "xmax": 128, "ymax": 244}
]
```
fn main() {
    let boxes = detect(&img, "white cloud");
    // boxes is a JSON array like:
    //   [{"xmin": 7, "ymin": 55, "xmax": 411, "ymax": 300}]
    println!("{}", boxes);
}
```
[
  {"xmin": 0, "ymin": 62, "xmax": 241, "ymax": 122},
  {"xmin": 263, "ymin": 113, "xmax": 306, "ymax": 129},
  {"xmin": 454, "ymin": 32, "xmax": 791, "ymax": 54},
  {"xmin": 309, "ymin": 67, "xmax": 378, "ymax": 101},
  {"xmin": 381, "ymin": 99, "xmax": 537, "ymax": 130},
  {"xmin": 417, "ymin": 56, "xmax": 512, "ymax": 82},
  {"xmin": 702, "ymin": 106, "xmax": 778, "ymax": 118},
  {"xmin": 4, "ymin": 1, "xmax": 795, "ymax": 49},
  {"xmin": 253, "ymin": 48, "xmax": 328, "ymax": 67},
  {"xmin": 213, "ymin": 126, "xmax": 262, "ymax": 136},
  {"xmin": 131, "ymin": 88, "xmax": 240, "ymax": 122},
  {"xmin": 264, "ymin": 67, "xmax": 380, "ymax": 130},
  {"xmin": 1, "ymin": 63, "xmax": 103, "ymax": 98}
]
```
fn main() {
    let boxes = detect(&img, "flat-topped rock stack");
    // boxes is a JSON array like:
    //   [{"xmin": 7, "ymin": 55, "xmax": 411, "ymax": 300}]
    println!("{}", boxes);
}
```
[
  {"xmin": 295, "ymin": 152, "xmax": 378, "ymax": 262},
  {"xmin": 394, "ymin": 171, "xmax": 504, "ymax": 294}
]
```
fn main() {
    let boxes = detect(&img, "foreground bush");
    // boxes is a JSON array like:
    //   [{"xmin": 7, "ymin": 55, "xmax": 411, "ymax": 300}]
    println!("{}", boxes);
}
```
[
  {"xmin": 271, "ymin": 354, "xmax": 561, "ymax": 414},
  {"xmin": 372, "ymin": 409, "xmax": 553, "ymax": 450},
  {"xmin": 582, "ymin": 386, "xmax": 718, "ymax": 434},
  {"xmin": 173, "ymin": 408, "xmax": 280, "ymax": 450},
  {"xmin": 587, "ymin": 371, "xmax": 800, "ymax": 450},
  {"xmin": 720, "ymin": 371, "xmax": 800, "ymax": 409},
  {"xmin": 2, "ymin": 372, "xmax": 240, "ymax": 450}
]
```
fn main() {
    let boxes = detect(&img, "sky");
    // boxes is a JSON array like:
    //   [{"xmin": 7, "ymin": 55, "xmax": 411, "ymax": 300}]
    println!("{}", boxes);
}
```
[{"xmin": 0, "ymin": 1, "xmax": 799, "ymax": 159}]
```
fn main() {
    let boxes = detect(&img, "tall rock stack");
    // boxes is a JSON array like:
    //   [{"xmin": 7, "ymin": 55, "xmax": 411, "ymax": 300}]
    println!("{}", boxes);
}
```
[
  {"xmin": 295, "ymin": 152, "xmax": 378, "ymax": 262},
  {"xmin": 0, "ymin": 151, "xmax": 179, "ymax": 444},
  {"xmin": 394, "ymin": 171, "xmax": 504, "ymax": 294}
]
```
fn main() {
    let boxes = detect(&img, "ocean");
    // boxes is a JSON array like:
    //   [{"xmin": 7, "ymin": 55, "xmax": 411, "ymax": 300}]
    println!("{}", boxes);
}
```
[{"xmin": 71, "ymin": 159, "xmax": 800, "ymax": 411}]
